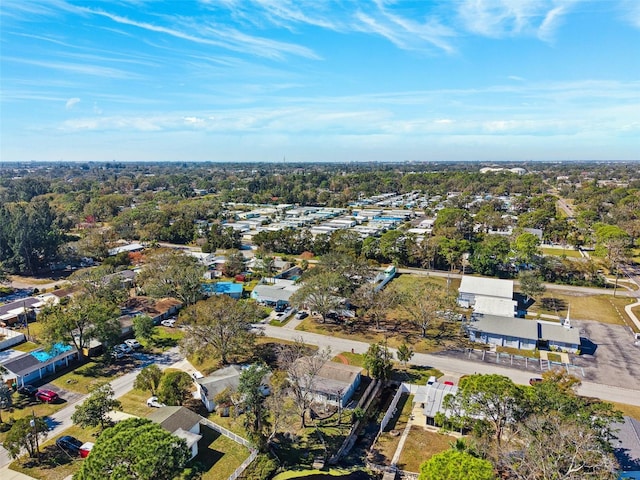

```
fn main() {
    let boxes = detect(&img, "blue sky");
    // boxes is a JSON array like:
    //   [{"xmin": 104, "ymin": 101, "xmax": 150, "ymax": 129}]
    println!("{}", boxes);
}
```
[{"xmin": 1, "ymin": 0, "xmax": 639, "ymax": 162}]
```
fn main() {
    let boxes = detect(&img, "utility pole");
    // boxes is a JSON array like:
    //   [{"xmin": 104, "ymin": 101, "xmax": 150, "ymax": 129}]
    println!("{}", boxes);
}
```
[{"xmin": 30, "ymin": 410, "xmax": 40, "ymax": 463}]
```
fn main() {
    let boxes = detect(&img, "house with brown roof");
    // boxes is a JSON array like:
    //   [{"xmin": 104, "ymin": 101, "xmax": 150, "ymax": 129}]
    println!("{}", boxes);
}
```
[{"xmin": 147, "ymin": 406, "xmax": 202, "ymax": 460}]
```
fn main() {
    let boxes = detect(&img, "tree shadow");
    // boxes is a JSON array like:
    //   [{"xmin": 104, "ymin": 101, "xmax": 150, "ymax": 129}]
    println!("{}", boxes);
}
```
[{"xmin": 541, "ymin": 297, "xmax": 567, "ymax": 312}]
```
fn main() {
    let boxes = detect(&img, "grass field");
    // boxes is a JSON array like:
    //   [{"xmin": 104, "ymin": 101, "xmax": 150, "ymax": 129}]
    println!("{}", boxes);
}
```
[
  {"xmin": 397, "ymin": 428, "xmax": 457, "ymax": 472},
  {"xmin": 50, "ymin": 359, "xmax": 129, "ymax": 394},
  {"xmin": 541, "ymin": 247, "xmax": 582, "ymax": 258},
  {"xmin": 197, "ymin": 425, "xmax": 250, "ymax": 480},
  {"xmin": 527, "ymin": 293, "xmax": 635, "ymax": 328}
]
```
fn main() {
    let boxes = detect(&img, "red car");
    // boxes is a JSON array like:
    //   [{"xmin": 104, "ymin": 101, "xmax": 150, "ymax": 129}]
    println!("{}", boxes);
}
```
[{"xmin": 35, "ymin": 389, "xmax": 59, "ymax": 403}]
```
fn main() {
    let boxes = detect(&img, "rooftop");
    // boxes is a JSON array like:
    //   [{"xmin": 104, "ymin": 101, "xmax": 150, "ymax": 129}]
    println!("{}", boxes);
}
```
[{"xmin": 459, "ymin": 276, "xmax": 513, "ymax": 300}]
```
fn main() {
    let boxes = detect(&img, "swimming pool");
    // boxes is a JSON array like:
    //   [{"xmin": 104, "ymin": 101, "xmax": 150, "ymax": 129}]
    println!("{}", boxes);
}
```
[{"xmin": 31, "ymin": 343, "xmax": 73, "ymax": 362}]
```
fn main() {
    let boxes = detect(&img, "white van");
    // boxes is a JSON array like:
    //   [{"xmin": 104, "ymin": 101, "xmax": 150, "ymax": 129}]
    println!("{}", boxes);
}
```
[{"xmin": 427, "ymin": 376, "xmax": 437, "ymax": 385}]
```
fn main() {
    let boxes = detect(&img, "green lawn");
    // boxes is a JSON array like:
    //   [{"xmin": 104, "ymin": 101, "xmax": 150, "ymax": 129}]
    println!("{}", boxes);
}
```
[
  {"xmin": 50, "ymin": 359, "xmax": 127, "ymax": 395},
  {"xmin": 195, "ymin": 425, "xmax": 250, "ymax": 480},
  {"xmin": 527, "ymin": 293, "xmax": 635, "ymax": 328},
  {"xmin": 11, "ymin": 341, "xmax": 40, "ymax": 352},
  {"xmin": 541, "ymin": 247, "xmax": 582, "ymax": 258},
  {"xmin": 118, "ymin": 388, "xmax": 157, "ymax": 417},
  {"xmin": 397, "ymin": 428, "xmax": 457, "ymax": 472}
]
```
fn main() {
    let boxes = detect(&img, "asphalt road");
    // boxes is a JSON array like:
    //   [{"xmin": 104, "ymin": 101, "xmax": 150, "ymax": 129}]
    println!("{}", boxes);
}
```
[{"xmin": 257, "ymin": 324, "xmax": 640, "ymax": 407}]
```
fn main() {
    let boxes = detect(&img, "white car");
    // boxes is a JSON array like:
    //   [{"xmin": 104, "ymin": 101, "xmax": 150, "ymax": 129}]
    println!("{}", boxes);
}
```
[
  {"xmin": 146, "ymin": 396, "xmax": 166, "ymax": 408},
  {"xmin": 161, "ymin": 319, "xmax": 176, "ymax": 328},
  {"xmin": 124, "ymin": 339, "xmax": 142, "ymax": 349}
]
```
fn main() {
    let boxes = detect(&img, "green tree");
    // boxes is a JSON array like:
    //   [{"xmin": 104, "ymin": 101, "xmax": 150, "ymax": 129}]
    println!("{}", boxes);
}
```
[
  {"xmin": 74, "ymin": 418, "xmax": 189, "ymax": 480},
  {"xmin": 363, "ymin": 342, "xmax": 393, "ymax": 382},
  {"xmin": 469, "ymin": 235, "xmax": 511, "ymax": 276},
  {"xmin": 3, "ymin": 416, "xmax": 48, "ymax": 461},
  {"xmin": 444, "ymin": 374, "xmax": 524, "ymax": 446},
  {"xmin": 518, "ymin": 270, "xmax": 546, "ymax": 303},
  {"xmin": 419, "ymin": 450, "xmax": 495, "ymax": 480},
  {"xmin": 136, "ymin": 249, "xmax": 205, "ymax": 305},
  {"xmin": 396, "ymin": 342, "xmax": 414, "ymax": 367},
  {"xmin": 433, "ymin": 207, "xmax": 472, "ymax": 239},
  {"xmin": 71, "ymin": 384, "xmax": 122, "ymax": 432},
  {"xmin": 38, "ymin": 295, "xmax": 120, "ymax": 361},
  {"xmin": 180, "ymin": 294, "xmax": 261, "ymax": 365},
  {"xmin": 157, "ymin": 370, "xmax": 193, "ymax": 406},
  {"xmin": 223, "ymin": 251, "xmax": 246, "ymax": 277},
  {"xmin": 132, "ymin": 315, "xmax": 155, "ymax": 344},
  {"xmin": 133, "ymin": 365, "xmax": 163, "ymax": 395},
  {"xmin": 0, "ymin": 383, "xmax": 13, "ymax": 424},
  {"xmin": 512, "ymin": 232, "xmax": 541, "ymax": 265},
  {"xmin": 290, "ymin": 272, "xmax": 343, "ymax": 323},
  {"xmin": 238, "ymin": 364, "xmax": 270, "ymax": 451}
]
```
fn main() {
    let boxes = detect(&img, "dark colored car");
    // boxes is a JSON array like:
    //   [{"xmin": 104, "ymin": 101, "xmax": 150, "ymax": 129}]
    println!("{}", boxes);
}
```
[
  {"xmin": 56, "ymin": 435, "xmax": 83, "ymax": 454},
  {"xmin": 35, "ymin": 389, "xmax": 59, "ymax": 403},
  {"xmin": 17, "ymin": 385, "xmax": 38, "ymax": 397},
  {"xmin": 529, "ymin": 378, "xmax": 543, "ymax": 386}
]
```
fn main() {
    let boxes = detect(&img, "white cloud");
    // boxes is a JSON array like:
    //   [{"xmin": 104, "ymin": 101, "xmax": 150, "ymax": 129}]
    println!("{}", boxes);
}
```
[
  {"xmin": 457, "ymin": 0, "xmax": 578, "ymax": 40},
  {"xmin": 65, "ymin": 97, "xmax": 80, "ymax": 110}
]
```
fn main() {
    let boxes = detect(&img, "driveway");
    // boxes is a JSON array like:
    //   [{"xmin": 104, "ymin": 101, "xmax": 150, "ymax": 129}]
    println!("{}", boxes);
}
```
[{"xmin": 572, "ymin": 319, "xmax": 640, "ymax": 389}]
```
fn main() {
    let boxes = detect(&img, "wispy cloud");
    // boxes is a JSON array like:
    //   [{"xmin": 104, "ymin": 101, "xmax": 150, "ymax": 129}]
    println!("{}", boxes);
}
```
[
  {"xmin": 4, "ymin": 57, "xmax": 144, "ymax": 80},
  {"xmin": 79, "ymin": 7, "xmax": 320, "ymax": 61},
  {"xmin": 65, "ymin": 97, "xmax": 80, "ymax": 110},
  {"xmin": 619, "ymin": 0, "xmax": 640, "ymax": 28},
  {"xmin": 457, "ymin": 0, "xmax": 579, "ymax": 41}
]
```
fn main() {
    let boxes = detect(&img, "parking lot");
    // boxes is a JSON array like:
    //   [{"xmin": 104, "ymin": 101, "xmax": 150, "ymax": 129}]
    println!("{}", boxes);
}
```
[{"xmin": 572, "ymin": 319, "xmax": 640, "ymax": 388}]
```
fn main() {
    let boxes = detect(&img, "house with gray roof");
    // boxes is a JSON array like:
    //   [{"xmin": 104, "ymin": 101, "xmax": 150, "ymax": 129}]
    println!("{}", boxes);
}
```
[
  {"xmin": 412, "ymin": 382, "xmax": 459, "ymax": 426},
  {"xmin": 296, "ymin": 360, "xmax": 362, "ymax": 408},
  {"xmin": 465, "ymin": 313, "xmax": 580, "ymax": 353},
  {"xmin": 196, "ymin": 365, "xmax": 244, "ymax": 412},
  {"xmin": 147, "ymin": 406, "xmax": 202, "ymax": 460}
]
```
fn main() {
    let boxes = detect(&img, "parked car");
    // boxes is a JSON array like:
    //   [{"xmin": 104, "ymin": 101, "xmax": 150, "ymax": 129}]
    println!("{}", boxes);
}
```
[
  {"xmin": 56, "ymin": 435, "xmax": 83, "ymax": 455},
  {"xmin": 112, "ymin": 349, "xmax": 126, "ymax": 360},
  {"xmin": 161, "ymin": 319, "xmax": 176, "ymax": 328},
  {"xmin": 124, "ymin": 339, "xmax": 142, "ymax": 349},
  {"xmin": 295, "ymin": 311, "xmax": 308, "ymax": 320},
  {"xmin": 79, "ymin": 442, "xmax": 94, "ymax": 458},
  {"xmin": 146, "ymin": 396, "xmax": 166, "ymax": 408},
  {"xmin": 36, "ymin": 389, "xmax": 59, "ymax": 403},
  {"xmin": 17, "ymin": 385, "xmax": 38, "ymax": 397},
  {"xmin": 443, "ymin": 381, "xmax": 455, "ymax": 386},
  {"xmin": 529, "ymin": 377, "xmax": 543, "ymax": 385},
  {"xmin": 115, "ymin": 343, "xmax": 133, "ymax": 354},
  {"xmin": 427, "ymin": 376, "xmax": 437, "ymax": 386}
]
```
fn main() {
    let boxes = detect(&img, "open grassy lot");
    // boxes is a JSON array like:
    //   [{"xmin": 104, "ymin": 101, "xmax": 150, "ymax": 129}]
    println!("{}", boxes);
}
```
[
  {"xmin": 397, "ymin": 428, "xmax": 457, "ymax": 472},
  {"xmin": 541, "ymin": 247, "xmax": 582, "ymax": 258},
  {"xmin": 50, "ymin": 359, "xmax": 128, "ymax": 394},
  {"xmin": 527, "ymin": 292, "xmax": 635, "ymax": 327},
  {"xmin": 196, "ymin": 425, "xmax": 250, "ymax": 480},
  {"xmin": 9, "ymin": 424, "xmax": 99, "ymax": 480},
  {"xmin": 118, "ymin": 388, "xmax": 158, "ymax": 417}
]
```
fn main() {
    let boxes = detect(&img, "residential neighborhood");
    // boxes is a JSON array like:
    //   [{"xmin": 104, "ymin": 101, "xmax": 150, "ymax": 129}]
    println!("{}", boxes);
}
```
[{"xmin": 0, "ymin": 160, "xmax": 639, "ymax": 480}]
